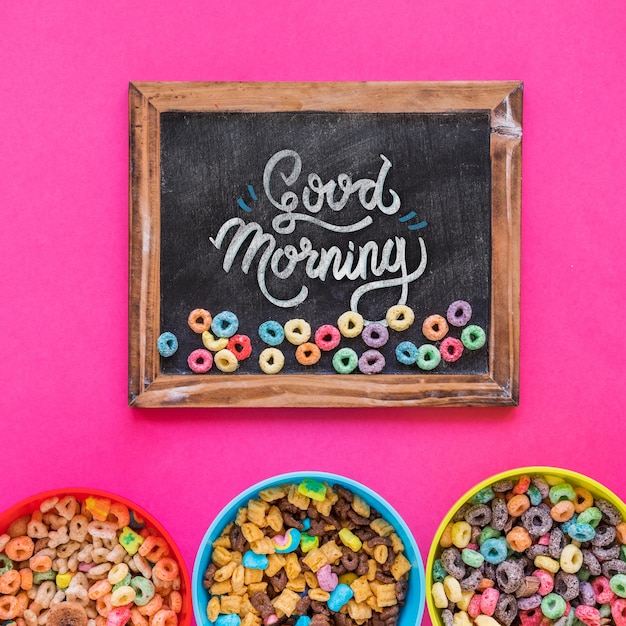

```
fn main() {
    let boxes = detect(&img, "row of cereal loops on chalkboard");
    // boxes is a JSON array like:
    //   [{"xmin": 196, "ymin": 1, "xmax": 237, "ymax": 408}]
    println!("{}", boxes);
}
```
[{"xmin": 394, "ymin": 300, "xmax": 486, "ymax": 371}]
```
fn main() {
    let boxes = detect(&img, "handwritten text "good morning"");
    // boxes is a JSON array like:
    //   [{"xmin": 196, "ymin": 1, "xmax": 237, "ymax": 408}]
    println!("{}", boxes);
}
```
[{"xmin": 209, "ymin": 149, "xmax": 427, "ymax": 322}]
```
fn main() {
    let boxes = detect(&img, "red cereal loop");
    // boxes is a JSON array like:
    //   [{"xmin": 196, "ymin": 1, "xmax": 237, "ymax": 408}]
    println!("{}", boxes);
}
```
[
  {"xmin": 512, "ymin": 474, "xmax": 531, "ymax": 494},
  {"xmin": 226, "ymin": 334, "xmax": 252, "ymax": 360}
]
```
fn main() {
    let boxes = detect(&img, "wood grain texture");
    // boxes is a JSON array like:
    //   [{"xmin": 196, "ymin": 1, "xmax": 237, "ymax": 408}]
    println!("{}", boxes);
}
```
[{"xmin": 128, "ymin": 81, "xmax": 522, "ymax": 407}]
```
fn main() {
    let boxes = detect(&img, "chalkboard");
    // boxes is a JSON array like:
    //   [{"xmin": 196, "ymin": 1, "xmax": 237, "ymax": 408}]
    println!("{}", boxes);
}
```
[{"xmin": 129, "ymin": 82, "xmax": 521, "ymax": 407}]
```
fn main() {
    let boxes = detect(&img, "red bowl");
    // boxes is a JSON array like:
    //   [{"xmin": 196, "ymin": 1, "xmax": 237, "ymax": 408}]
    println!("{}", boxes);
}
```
[{"xmin": 0, "ymin": 488, "xmax": 191, "ymax": 626}]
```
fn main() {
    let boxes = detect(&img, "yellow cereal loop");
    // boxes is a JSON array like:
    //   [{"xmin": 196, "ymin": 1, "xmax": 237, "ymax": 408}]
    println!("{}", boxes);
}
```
[
  {"xmin": 443, "ymin": 575, "xmax": 463, "ymax": 603},
  {"xmin": 214, "ymin": 349, "xmax": 238, "ymax": 373},
  {"xmin": 475, "ymin": 616, "xmax": 502, "ymax": 626},
  {"xmin": 451, "ymin": 521, "xmax": 472, "ymax": 549},
  {"xmin": 560, "ymin": 543, "xmax": 583, "ymax": 573},
  {"xmin": 337, "ymin": 311, "xmax": 364, "ymax": 338},
  {"xmin": 259, "ymin": 348, "xmax": 285, "ymax": 374},
  {"xmin": 202, "ymin": 330, "xmax": 228, "ymax": 352},
  {"xmin": 284, "ymin": 319, "xmax": 311, "ymax": 345},
  {"xmin": 534, "ymin": 555, "xmax": 560, "ymax": 573},
  {"xmin": 456, "ymin": 589, "xmax": 475, "ymax": 612},
  {"xmin": 385, "ymin": 305, "xmax": 415, "ymax": 331},
  {"xmin": 453, "ymin": 610, "xmax": 472, "ymax": 626}
]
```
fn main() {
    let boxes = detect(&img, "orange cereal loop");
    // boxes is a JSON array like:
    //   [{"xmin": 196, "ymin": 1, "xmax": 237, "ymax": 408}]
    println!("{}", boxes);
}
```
[
  {"xmin": 130, "ymin": 608, "xmax": 149, "ymax": 626},
  {"xmin": 96, "ymin": 593, "xmax": 113, "ymax": 618},
  {"xmin": 476, "ymin": 578, "xmax": 495, "ymax": 592},
  {"xmin": 108, "ymin": 503, "xmax": 130, "ymax": 529},
  {"xmin": 439, "ymin": 523, "xmax": 454, "ymax": 548},
  {"xmin": 0, "ymin": 595, "xmax": 19, "ymax": 620},
  {"xmin": 0, "ymin": 569, "xmax": 22, "ymax": 595},
  {"xmin": 551, "ymin": 500, "xmax": 575, "ymax": 522},
  {"xmin": 138, "ymin": 536, "xmax": 169, "ymax": 562},
  {"xmin": 5, "ymin": 536, "xmax": 35, "ymax": 562},
  {"xmin": 295, "ymin": 342, "xmax": 321, "ymax": 366},
  {"xmin": 573, "ymin": 487, "xmax": 594, "ymax": 513},
  {"xmin": 167, "ymin": 591, "xmax": 183, "ymax": 614},
  {"xmin": 153, "ymin": 557, "xmax": 179, "ymax": 582},
  {"xmin": 15, "ymin": 592, "xmax": 28, "ymax": 614},
  {"xmin": 506, "ymin": 527, "xmax": 532, "ymax": 552},
  {"xmin": 187, "ymin": 309, "xmax": 212, "ymax": 334},
  {"xmin": 616, "ymin": 522, "xmax": 626, "ymax": 545},
  {"xmin": 151, "ymin": 609, "xmax": 178, "ymax": 626},
  {"xmin": 137, "ymin": 594, "xmax": 163, "ymax": 617},
  {"xmin": 29, "ymin": 554, "xmax": 53, "ymax": 573},
  {"xmin": 507, "ymin": 494, "xmax": 531, "ymax": 517},
  {"xmin": 512, "ymin": 474, "xmax": 531, "ymax": 495},
  {"xmin": 19, "ymin": 568, "xmax": 33, "ymax": 591},
  {"xmin": 422, "ymin": 314, "xmax": 448, "ymax": 341},
  {"xmin": 88, "ymin": 579, "xmax": 113, "ymax": 600}
]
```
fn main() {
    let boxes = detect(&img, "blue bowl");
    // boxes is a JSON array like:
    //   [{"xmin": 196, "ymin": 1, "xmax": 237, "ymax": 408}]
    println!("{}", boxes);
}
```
[{"xmin": 192, "ymin": 471, "xmax": 425, "ymax": 626}]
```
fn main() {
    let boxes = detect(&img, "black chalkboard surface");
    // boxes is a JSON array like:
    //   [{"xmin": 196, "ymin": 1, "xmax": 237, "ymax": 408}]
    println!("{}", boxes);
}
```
[{"xmin": 129, "ymin": 82, "xmax": 521, "ymax": 407}]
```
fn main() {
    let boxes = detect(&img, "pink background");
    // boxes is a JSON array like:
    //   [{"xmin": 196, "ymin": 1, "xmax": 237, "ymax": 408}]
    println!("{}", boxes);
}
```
[{"xmin": 1, "ymin": 2, "xmax": 625, "ymax": 624}]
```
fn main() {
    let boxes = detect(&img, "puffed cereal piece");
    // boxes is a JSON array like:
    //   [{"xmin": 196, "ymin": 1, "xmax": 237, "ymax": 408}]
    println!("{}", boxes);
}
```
[
  {"xmin": 351, "ymin": 495, "xmax": 370, "ymax": 519},
  {"xmin": 220, "ymin": 595, "xmax": 242, "ymax": 615},
  {"xmin": 303, "ymin": 571, "xmax": 319, "ymax": 589},
  {"xmin": 246, "ymin": 582, "xmax": 268, "ymax": 596},
  {"xmin": 389, "ymin": 533, "xmax": 405, "ymax": 554},
  {"xmin": 285, "ymin": 574, "xmax": 306, "ymax": 593},
  {"xmin": 319, "ymin": 541, "xmax": 343, "ymax": 565},
  {"xmin": 347, "ymin": 599, "xmax": 373, "ymax": 622},
  {"xmin": 209, "ymin": 580, "xmax": 232, "ymax": 596},
  {"xmin": 287, "ymin": 484, "xmax": 310, "ymax": 511},
  {"xmin": 308, "ymin": 588, "xmax": 330, "ymax": 602},
  {"xmin": 371, "ymin": 582, "xmax": 397, "ymax": 608},
  {"xmin": 244, "ymin": 568, "xmax": 264, "ymax": 585},
  {"xmin": 370, "ymin": 518, "xmax": 394, "ymax": 537},
  {"xmin": 265, "ymin": 554, "xmax": 286, "ymax": 578},
  {"xmin": 246, "ymin": 501, "xmax": 268, "ymax": 528},
  {"xmin": 215, "ymin": 561, "xmax": 238, "ymax": 583},
  {"xmin": 240, "ymin": 614, "xmax": 261, "ymax": 626},
  {"xmin": 390, "ymin": 553, "xmax": 412, "ymax": 580},
  {"xmin": 302, "ymin": 549, "xmax": 328, "ymax": 573},
  {"xmin": 258, "ymin": 486, "xmax": 288, "ymax": 502},
  {"xmin": 265, "ymin": 507, "xmax": 283, "ymax": 533},
  {"xmin": 373, "ymin": 545, "xmax": 388, "ymax": 565},
  {"xmin": 350, "ymin": 577, "xmax": 373, "ymax": 604},
  {"xmin": 240, "ymin": 523, "xmax": 264, "ymax": 545},
  {"xmin": 249, "ymin": 538, "xmax": 274, "ymax": 555},
  {"xmin": 284, "ymin": 553, "xmax": 301, "ymax": 581},
  {"xmin": 212, "ymin": 546, "xmax": 234, "ymax": 567},
  {"xmin": 271, "ymin": 589, "xmax": 301, "ymax": 617}
]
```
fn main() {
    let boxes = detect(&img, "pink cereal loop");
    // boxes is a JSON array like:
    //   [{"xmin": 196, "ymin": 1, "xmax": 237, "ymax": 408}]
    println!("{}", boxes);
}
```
[
  {"xmin": 532, "ymin": 569, "xmax": 554, "ymax": 595},
  {"xmin": 612, "ymin": 598, "xmax": 626, "ymax": 626},
  {"xmin": 575, "ymin": 605, "xmax": 602, "ymax": 626},
  {"xmin": 479, "ymin": 587, "xmax": 499, "ymax": 616},
  {"xmin": 591, "ymin": 576, "xmax": 615, "ymax": 604}
]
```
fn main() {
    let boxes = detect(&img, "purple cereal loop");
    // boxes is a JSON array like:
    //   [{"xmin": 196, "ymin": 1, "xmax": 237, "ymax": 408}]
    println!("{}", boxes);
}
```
[
  {"xmin": 446, "ymin": 300, "xmax": 472, "ymax": 327},
  {"xmin": 358, "ymin": 349, "xmax": 386, "ymax": 374},
  {"xmin": 517, "ymin": 593, "xmax": 542, "ymax": 610},
  {"xmin": 579, "ymin": 581, "xmax": 596, "ymax": 606},
  {"xmin": 361, "ymin": 323, "xmax": 389, "ymax": 348}
]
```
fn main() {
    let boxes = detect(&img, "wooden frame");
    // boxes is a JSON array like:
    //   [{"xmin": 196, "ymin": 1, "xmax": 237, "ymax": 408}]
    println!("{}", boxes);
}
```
[{"xmin": 129, "ymin": 81, "xmax": 521, "ymax": 407}]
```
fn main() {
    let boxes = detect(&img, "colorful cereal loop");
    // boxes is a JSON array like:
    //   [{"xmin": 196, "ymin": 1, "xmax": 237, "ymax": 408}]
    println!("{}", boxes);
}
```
[
  {"xmin": 337, "ymin": 311, "xmax": 364, "ymax": 338},
  {"xmin": 214, "ymin": 349, "xmax": 239, "ymax": 372},
  {"xmin": 358, "ymin": 349, "xmax": 385, "ymax": 374},
  {"xmin": 395, "ymin": 341, "xmax": 418, "ymax": 365},
  {"xmin": 211, "ymin": 311, "xmax": 239, "ymax": 338},
  {"xmin": 259, "ymin": 348, "xmax": 285, "ymax": 374},
  {"xmin": 187, "ymin": 349, "xmax": 213, "ymax": 374},
  {"xmin": 439, "ymin": 337, "xmax": 464, "ymax": 363},
  {"xmin": 461, "ymin": 325, "xmax": 486, "ymax": 350},
  {"xmin": 295, "ymin": 342, "xmax": 321, "ymax": 366},
  {"xmin": 202, "ymin": 330, "xmax": 228, "ymax": 352},
  {"xmin": 227, "ymin": 334, "xmax": 252, "ymax": 360},
  {"xmin": 385, "ymin": 304, "xmax": 415, "ymax": 331},
  {"xmin": 422, "ymin": 314, "xmax": 449, "ymax": 341},
  {"xmin": 258, "ymin": 321, "xmax": 285, "ymax": 346},
  {"xmin": 416, "ymin": 344, "xmax": 441, "ymax": 370},
  {"xmin": 314, "ymin": 325, "xmax": 341, "ymax": 351},
  {"xmin": 362, "ymin": 322, "xmax": 389, "ymax": 348},
  {"xmin": 447, "ymin": 300, "xmax": 472, "ymax": 327},
  {"xmin": 284, "ymin": 319, "xmax": 312, "ymax": 345},
  {"xmin": 188, "ymin": 308, "xmax": 212, "ymax": 333},
  {"xmin": 157, "ymin": 332, "xmax": 178, "ymax": 358},
  {"xmin": 332, "ymin": 348, "xmax": 358, "ymax": 374}
]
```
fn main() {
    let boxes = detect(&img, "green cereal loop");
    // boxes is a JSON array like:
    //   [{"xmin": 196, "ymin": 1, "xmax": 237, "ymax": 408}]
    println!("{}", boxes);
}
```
[
  {"xmin": 33, "ymin": 569, "xmax": 56, "ymax": 584},
  {"xmin": 113, "ymin": 573, "xmax": 132, "ymax": 591},
  {"xmin": 610, "ymin": 573, "xmax": 626, "ymax": 598},
  {"xmin": 0, "ymin": 554, "xmax": 13, "ymax": 575},
  {"xmin": 332, "ymin": 348, "xmax": 358, "ymax": 374},
  {"xmin": 416, "ymin": 344, "xmax": 441, "ymax": 370},
  {"xmin": 461, "ymin": 548, "xmax": 484, "ymax": 568},
  {"xmin": 471, "ymin": 487, "xmax": 495, "ymax": 504},
  {"xmin": 432, "ymin": 559, "xmax": 446, "ymax": 583},
  {"xmin": 130, "ymin": 576, "xmax": 155, "ymax": 606},
  {"xmin": 460, "ymin": 325, "xmax": 486, "ymax": 350},
  {"xmin": 599, "ymin": 604, "xmax": 613, "ymax": 618},
  {"xmin": 549, "ymin": 483, "xmax": 576, "ymax": 504},
  {"xmin": 577, "ymin": 506, "xmax": 602, "ymax": 528},
  {"xmin": 479, "ymin": 526, "xmax": 501, "ymax": 545},
  {"xmin": 541, "ymin": 593, "xmax": 567, "ymax": 619},
  {"xmin": 578, "ymin": 568, "xmax": 591, "ymax": 581}
]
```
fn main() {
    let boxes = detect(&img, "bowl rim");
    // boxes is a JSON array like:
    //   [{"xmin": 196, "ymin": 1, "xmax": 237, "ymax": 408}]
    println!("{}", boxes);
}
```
[
  {"xmin": 192, "ymin": 470, "xmax": 425, "ymax": 626},
  {"xmin": 425, "ymin": 465, "xmax": 626, "ymax": 626},
  {"xmin": 0, "ymin": 487, "xmax": 192, "ymax": 626}
]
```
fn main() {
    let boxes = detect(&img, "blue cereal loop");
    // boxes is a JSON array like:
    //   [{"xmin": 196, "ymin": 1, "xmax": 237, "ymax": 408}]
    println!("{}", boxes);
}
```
[
  {"xmin": 258, "ymin": 320, "xmax": 285, "ymax": 346},
  {"xmin": 157, "ymin": 332, "xmax": 178, "ymax": 357},
  {"xmin": 526, "ymin": 484, "xmax": 543, "ymax": 506},
  {"xmin": 567, "ymin": 523, "xmax": 596, "ymax": 542},
  {"xmin": 480, "ymin": 537, "xmax": 509, "ymax": 564},
  {"xmin": 395, "ymin": 341, "xmax": 418, "ymax": 365},
  {"xmin": 211, "ymin": 311, "xmax": 239, "ymax": 338}
]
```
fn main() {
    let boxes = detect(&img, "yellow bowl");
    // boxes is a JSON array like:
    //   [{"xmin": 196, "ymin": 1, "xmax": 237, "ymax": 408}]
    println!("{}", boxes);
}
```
[{"xmin": 425, "ymin": 466, "xmax": 626, "ymax": 626}]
